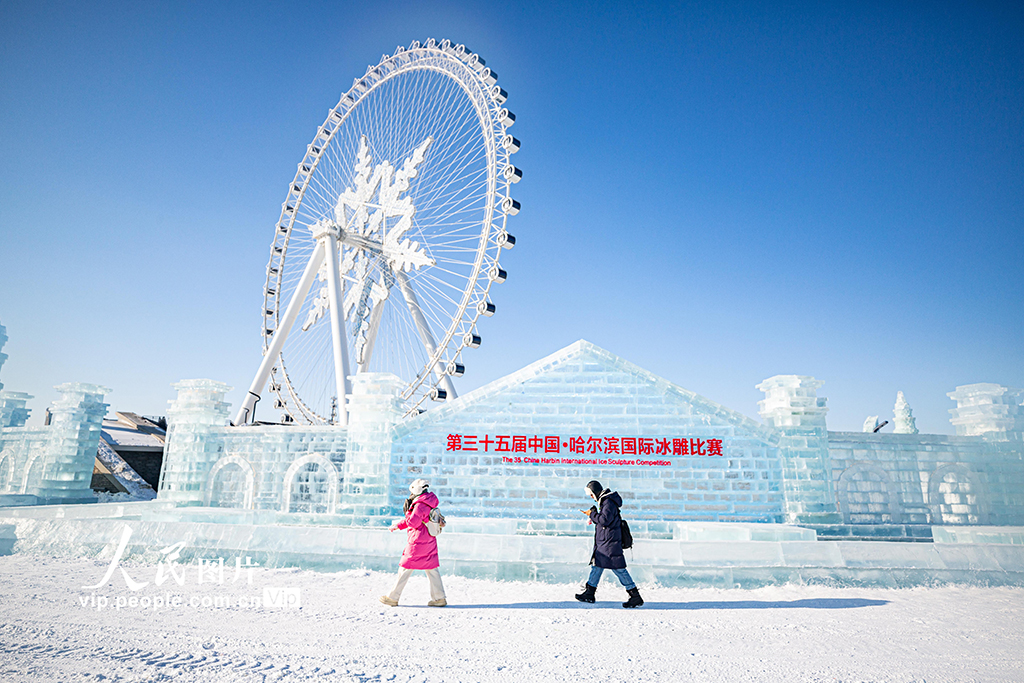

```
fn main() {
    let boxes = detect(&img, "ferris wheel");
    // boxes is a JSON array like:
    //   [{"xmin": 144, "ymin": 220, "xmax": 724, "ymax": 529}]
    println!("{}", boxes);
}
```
[{"xmin": 234, "ymin": 39, "xmax": 520, "ymax": 426}]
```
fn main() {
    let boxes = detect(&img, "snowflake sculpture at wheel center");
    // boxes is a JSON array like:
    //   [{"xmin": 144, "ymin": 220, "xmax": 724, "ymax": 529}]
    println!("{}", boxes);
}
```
[
  {"xmin": 303, "ymin": 136, "xmax": 435, "ymax": 368},
  {"xmin": 235, "ymin": 39, "xmax": 521, "ymax": 426}
]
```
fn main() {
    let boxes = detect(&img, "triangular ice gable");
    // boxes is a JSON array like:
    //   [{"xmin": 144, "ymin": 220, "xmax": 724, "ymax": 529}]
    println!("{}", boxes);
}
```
[{"xmin": 396, "ymin": 340, "xmax": 779, "ymax": 445}]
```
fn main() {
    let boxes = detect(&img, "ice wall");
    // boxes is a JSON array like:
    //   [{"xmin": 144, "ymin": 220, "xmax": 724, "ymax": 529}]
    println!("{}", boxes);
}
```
[
  {"xmin": 828, "ymin": 386, "xmax": 1024, "ymax": 527},
  {"xmin": 159, "ymin": 379, "xmax": 348, "ymax": 514},
  {"xmin": 827, "ymin": 431, "xmax": 1024, "ymax": 526}
]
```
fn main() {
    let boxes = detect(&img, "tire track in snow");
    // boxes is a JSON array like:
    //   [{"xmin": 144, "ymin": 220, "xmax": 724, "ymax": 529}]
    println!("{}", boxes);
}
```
[{"xmin": 0, "ymin": 638, "xmax": 373, "ymax": 682}]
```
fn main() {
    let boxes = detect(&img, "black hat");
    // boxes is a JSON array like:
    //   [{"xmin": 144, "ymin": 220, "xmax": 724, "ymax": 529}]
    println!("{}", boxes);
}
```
[{"xmin": 585, "ymin": 480, "xmax": 603, "ymax": 498}]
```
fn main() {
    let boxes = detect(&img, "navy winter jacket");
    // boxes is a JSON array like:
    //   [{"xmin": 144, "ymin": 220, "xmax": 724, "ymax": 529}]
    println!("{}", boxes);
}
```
[{"xmin": 588, "ymin": 490, "xmax": 627, "ymax": 569}]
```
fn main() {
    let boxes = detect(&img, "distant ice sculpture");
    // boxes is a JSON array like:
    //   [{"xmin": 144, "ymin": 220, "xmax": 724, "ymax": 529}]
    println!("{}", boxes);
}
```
[
  {"xmin": 0, "ymin": 322, "xmax": 33, "ymax": 430},
  {"xmin": 863, "ymin": 416, "xmax": 880, "ymax": 432},
  {"xmin": 893, "ymin": 391, "xmax": 918, "ymax": 434},
  {"xmin": 0, "ymin": 320, "xmax": 8, "ymax": 391}
]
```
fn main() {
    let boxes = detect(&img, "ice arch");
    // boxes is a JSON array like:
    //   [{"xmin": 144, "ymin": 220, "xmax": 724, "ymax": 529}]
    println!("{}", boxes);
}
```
[
  {"xmin": 20, "ymin": 456, "xmax": 43, "ymax": 494},
  {"xmin": 204, "ymin": 455, "xmax": 255, "ymax": 509},
  {"xmin": 837, "ymin": 464, "xmax": 902, "ymax": 524},
  {"xmin": 281, "ymin": 454, "xmax": 338, "ymax": 514},
  {"xmin": 928, "ymin": 464, "xmax": 988, "ymax": 525}
]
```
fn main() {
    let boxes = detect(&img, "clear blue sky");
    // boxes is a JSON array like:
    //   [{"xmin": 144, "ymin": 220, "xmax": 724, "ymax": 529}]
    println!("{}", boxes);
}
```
[{"xmin": 1, "ymin": 0, "xmax": 1021, "ymax": 434}]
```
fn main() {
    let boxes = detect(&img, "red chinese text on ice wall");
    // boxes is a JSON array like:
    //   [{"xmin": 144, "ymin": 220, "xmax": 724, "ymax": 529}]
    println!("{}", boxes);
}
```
[{"xmin": 445, "ymin": 434, "xmax": 724, "ymax": 459}]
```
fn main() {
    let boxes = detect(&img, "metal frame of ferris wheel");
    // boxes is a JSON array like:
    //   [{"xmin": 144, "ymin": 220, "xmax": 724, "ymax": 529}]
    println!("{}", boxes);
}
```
[{"xmin": 233, "ymin": 39, "xmax": 521, "ymax": 428}]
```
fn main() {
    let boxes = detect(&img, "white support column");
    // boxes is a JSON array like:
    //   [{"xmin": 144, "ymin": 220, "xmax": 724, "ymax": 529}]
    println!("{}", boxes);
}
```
[
  {"xmin": 323, "ymin": 233, "xmax": 352, "ymax": 425},
  {"xmin": 395, "ymin": 270, "xmax": 456, "ymax": 400},
  {"xmin": 358, "ymin": 300, "xmax": 385, "ymax": 374},
  {"xmin": 233, "ymin": 241, "xmax": 326, "ymax": 425}
]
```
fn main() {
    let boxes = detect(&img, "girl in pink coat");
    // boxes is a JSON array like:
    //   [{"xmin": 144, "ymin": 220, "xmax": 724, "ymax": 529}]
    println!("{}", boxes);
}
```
[{"xmin": 379, "ymin": 479, "xmax": 447, "ymax": 607}]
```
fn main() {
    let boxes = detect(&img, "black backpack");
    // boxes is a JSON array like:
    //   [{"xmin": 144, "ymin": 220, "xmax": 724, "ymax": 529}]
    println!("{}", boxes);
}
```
[{"xmin": 620, "ymin": 518, "xmax": 633, "ymax": 550}]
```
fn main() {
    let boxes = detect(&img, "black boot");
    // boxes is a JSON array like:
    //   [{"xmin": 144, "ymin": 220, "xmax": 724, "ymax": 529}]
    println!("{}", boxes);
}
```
[
  {"xmin": 622, "ymin": 587, "xmax": 644, "ymax": 608},
  {"xmin": 574, "ymin": 583, "xmax": 597, "ymax": 603}
]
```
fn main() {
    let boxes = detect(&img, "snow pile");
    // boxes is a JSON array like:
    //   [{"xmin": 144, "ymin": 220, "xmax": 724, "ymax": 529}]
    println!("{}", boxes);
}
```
[{"xmin": 94, "ymin": 439, "xmax": 156, "ymax": 501}]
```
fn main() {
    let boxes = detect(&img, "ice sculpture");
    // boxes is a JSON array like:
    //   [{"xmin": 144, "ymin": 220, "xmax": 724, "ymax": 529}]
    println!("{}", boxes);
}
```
[
  {"xmin": 0, "ymin": 391, "xmax": 32, "ymax": 430},
  {"xmin": 863, "ymin": 416, "xmax": 880, "ymax": 432},
  {"xmin": 893, "ymin": 391, "xmax": 918, "ymax": 434}
]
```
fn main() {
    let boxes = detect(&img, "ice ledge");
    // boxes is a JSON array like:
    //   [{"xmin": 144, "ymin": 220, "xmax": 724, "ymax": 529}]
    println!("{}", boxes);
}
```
[{"xmin": 2, "ymin": 506, "xmax": 1023, "ymax": 588}]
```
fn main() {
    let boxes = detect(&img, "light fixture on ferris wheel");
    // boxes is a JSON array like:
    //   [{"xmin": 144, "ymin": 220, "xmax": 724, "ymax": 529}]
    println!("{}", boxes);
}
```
[{"xmin": 234, "ymin": 39, "xmax": 520, "ymax": 427}]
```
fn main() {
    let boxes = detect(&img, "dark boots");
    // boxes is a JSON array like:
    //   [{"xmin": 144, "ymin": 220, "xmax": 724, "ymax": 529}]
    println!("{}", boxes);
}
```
[
  {"xmin": 574, "ymin": 583, "xmax": 597, "ymax": 603},
  {"xmin": 622, "ymin": 587, "xmax": 644, "ymax": 608},
  {"xmin": 577, "ymin": 583, "xmax": 643, "ymax": 607}
]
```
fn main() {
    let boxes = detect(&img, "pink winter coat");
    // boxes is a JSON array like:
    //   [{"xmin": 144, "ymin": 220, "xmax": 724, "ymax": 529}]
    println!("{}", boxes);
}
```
[{"xmin": 396, "ymin": 492, "xmax": 440, "ymax": 569}]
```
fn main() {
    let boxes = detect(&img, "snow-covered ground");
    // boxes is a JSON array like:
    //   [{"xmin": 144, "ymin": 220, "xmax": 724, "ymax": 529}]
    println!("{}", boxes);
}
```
[{"xmin": 1, "ymin": 553, "xmax": 1022, "ymax": 682}]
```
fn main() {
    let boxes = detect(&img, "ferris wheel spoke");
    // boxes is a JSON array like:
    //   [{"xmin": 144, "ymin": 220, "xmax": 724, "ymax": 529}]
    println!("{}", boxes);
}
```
[
  {"xmin": 425, "ymin": 172, "xmax": 491, "ymax": 209},
  {"xmin": 395, "ymin": 269, "xmax": 457, "ymax": 399},
  {"xmin": 410, "ymin": 267, "xmax": 471, "ymax": 301},
  {"xmin": 419, "ymin": 180, "xmax": 491, "ymax": 217},
  {"xmin": 410, "ymin": 279, "xmax": 469, "ymax": 333}
]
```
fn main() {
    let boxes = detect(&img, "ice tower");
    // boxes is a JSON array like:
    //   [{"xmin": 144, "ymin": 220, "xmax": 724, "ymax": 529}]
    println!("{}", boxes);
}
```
[
  {"xmin": 757, "ymin": 376, "xmax": 840, "ymax": 525},
  {"xmin": 32, "ymin": 383, "xmax": 111, "ymax": 503},
  {"xmin": 0, "ymin": 322, "xmax": 31, "ymax": 429},
  {"xmin": 158, "ymin": 379, "xmax": 233, "ymax": 505},
  {"xmin": 948, "ymin": 383, "xmax": 1024, "ymax": 440},
  {"xmin": 1, "ymin": 324, "xmax": 113, "ymax": 505},
  {"xmin": 343, "ymin": 373, "xmax": 404, "ymax": 519}
]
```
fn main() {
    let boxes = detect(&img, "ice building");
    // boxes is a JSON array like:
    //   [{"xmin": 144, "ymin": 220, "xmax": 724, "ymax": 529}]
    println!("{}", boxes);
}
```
[{"xmin": 149, "ymin": 341, "xmax": 1024, "ymax": 536}]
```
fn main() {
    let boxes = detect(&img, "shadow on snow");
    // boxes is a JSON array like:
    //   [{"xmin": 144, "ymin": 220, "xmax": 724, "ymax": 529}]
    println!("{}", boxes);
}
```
[{"xmin": 440, "ymin": 598, "xmax": 889, "ymax": 610}]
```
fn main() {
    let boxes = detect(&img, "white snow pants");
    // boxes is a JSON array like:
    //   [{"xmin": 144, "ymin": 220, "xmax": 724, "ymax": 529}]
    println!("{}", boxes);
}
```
[{"xmin": 387, "ymin": 567, "xmax": 446, "ymax": 601}]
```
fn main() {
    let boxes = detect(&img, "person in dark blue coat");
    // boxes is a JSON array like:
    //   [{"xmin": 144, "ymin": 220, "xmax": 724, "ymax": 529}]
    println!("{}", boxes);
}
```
[{"xmin": 575, "ymin": 480, "xmax": 644, "ymax": 608}]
